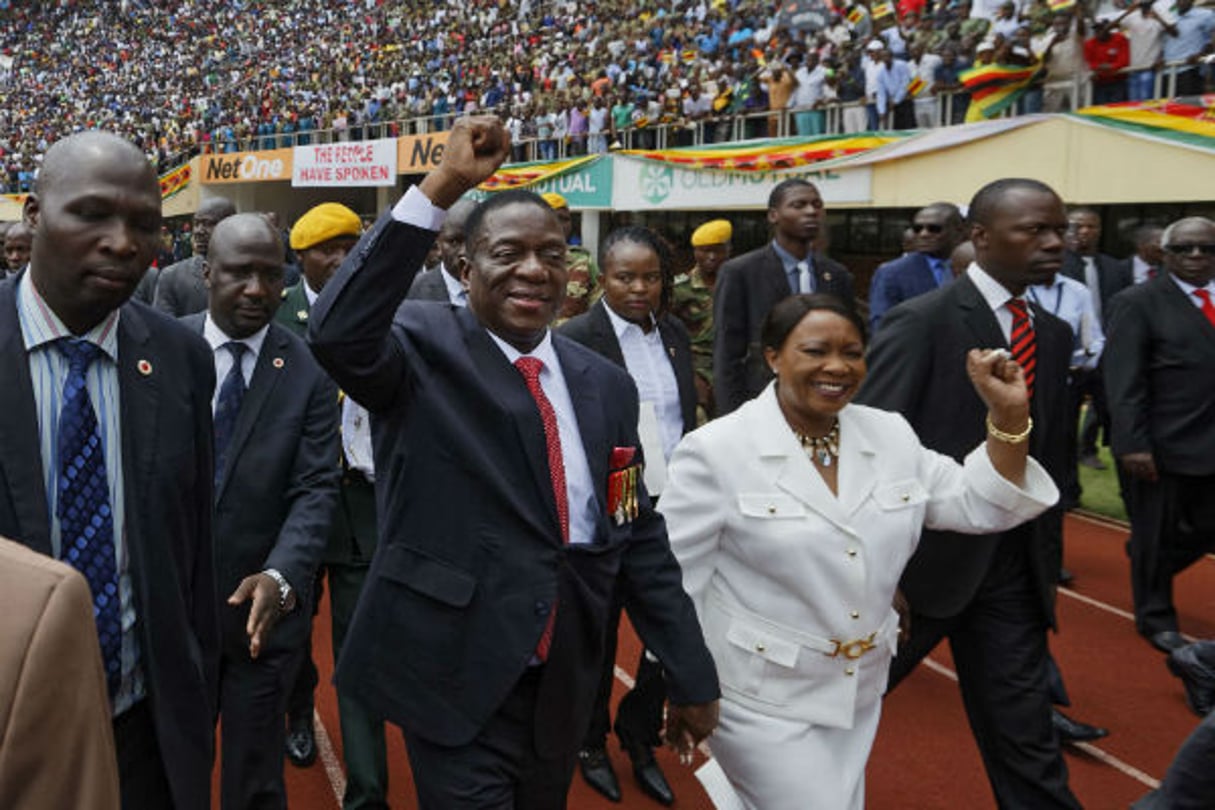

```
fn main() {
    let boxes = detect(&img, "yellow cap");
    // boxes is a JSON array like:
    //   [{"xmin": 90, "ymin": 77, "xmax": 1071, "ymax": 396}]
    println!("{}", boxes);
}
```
[
  {"xmin": 540, "ymin": 192, "xmax": 568, "ymax": 210},
  {"xmin": 691, "ymin": 219, "xmax": 733, "ymax": 246},
  {"xmin": 289, "ymin": 203, "xmax": 362, "ymax": 251}
]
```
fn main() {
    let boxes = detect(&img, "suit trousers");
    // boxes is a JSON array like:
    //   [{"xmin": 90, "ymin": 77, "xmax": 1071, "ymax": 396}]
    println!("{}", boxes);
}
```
[
  {"xmin": 887, "ymin": 531, "xmax": 1082, "ymax": 810},
  {"xmin": 1132, "ymin": 706, "xmax": 1215, "ymax": 809},
  {"xmin": 583, "ymin": 591, "xmax": 667, "ymax": 753},
  {"xmin": 329, "ymin": 560, "xmax": 389, "ymax": 809},
  {"xmin": 285, "ymin": 579, "xmax": 321, "ymax": 722},
  {"xmin": 219, "ymin": 643, "xmax": 302, "ymax": 810},
  {"xmin": 114, "ymin": 700, "xmax": 173, "ymax": 809},
  {"xmin": 403, "ymin": 668, "xmax": 578, "ymax": 810},
  {"xmin": 1126, "ymin": 472, "xmax": 1215, "ymax": 635}
]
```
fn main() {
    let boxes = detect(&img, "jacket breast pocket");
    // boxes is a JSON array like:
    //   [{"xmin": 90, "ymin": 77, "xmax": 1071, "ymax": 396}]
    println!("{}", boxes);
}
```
[
  {"xmin": 737, "ymin": 493, "xmax": 806, "ymax": 520},
  {"xmin": 871, "ymin": 480, "xmax": 929, "ymax": 511}
]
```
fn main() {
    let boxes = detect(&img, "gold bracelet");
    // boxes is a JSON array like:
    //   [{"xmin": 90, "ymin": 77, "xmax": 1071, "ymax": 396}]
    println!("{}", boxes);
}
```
[{"xmin": 986, "ymin": 414, "xmax": 1033, "ymax": 444}]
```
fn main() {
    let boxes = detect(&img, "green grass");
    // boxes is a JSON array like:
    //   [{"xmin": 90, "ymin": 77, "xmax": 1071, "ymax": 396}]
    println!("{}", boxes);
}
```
[{"xmin": 1077, "ymin": 444, "xmax": 1128, "ymax": 523}]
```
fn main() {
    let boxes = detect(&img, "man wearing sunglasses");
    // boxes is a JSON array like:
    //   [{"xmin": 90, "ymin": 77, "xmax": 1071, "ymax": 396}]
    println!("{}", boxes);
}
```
[
  {"xmin": 868, "ymin": 203, "xmax": 967, "ymax": 332},
  {"xmin": 1105, "ymin": 217, "xmax": 1215, "ymax": 654}
]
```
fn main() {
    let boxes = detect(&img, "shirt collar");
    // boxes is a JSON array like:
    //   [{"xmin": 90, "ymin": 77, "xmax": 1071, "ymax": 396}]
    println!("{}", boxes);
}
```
[
  {"xmin": 1169, "ymin": 272, "xmax": 1215, "ymax": 297},
  {"xmin": 439, "ymin": 263, "xmax": 466, "ymax": 302},
  {"xmin": 303, "ymin": 278, "xmax": 321, "ymax": 307},
  {"xmin": 770, "ymin": 239, "xmax": 811, "ymax": 277},
  {"xmin": 485, "ymin": 325, "xmax": 558, "ymax": 371},
  {"xmin": 966, "ymin": 262, "xmax": 1025, "ymax": 312},
  {"xmin": 16, "ymin": 272, "xmax": 120, "ymax": 361},
  {"xmin": 202, "ymin": 312, "xmax": 270, "ymax": 358},
  {"xmin": 602, "ymin": 299, "xmax": 657, "ymax": 339}
]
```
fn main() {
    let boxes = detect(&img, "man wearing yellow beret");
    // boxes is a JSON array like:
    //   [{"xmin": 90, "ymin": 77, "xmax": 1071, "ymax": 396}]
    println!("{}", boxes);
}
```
[
  {"xmin": 274, "ymin": 203, "xmax": 390, "ymax": 808},
  {"xmin": 542, "ymin": 192, "xmax": 602, "ymax": 324},
  {"xmin": 671, "ymin": 219, "xmax": 732, "ymax": 420}
]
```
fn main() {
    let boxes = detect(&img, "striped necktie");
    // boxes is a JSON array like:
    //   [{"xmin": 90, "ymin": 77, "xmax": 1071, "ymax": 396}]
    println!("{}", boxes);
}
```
[{"xmin": 1007, "ymin": 298, "xmax": 1035, "ymax": 399}]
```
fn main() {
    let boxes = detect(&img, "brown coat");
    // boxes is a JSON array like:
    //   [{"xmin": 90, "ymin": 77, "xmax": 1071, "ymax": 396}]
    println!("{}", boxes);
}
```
[{"xmin": 0, "ymin": 537, "xmax": 120, "ymax": 810}]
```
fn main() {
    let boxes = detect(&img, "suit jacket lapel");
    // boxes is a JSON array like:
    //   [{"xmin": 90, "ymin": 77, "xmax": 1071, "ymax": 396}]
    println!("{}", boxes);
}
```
[
  {"xmin": 657, "ymin": 317, "xmax": 697, "ymax": 433},
  {"xmin": 956, "ymin": 275, "xmax": 1007, "ymax": 349},
  {"xmin": 836, "ymin": 407, "xmax": 878, "ymax": 518},
  {"xmin": 763, "ymin": 245, "xmax": 793, "ymax": 298},
  {"xmin": 588, "ymin": 301, "xmax": 626, "ymax": 368},
  {"xmin": 461, "ymin": 310, "xmax": 563, "ymax": 543},
  {"xmin": 215, "ymin": 324, "xmax": 287, "ymax": 502},
  {"xmin": 0, "ymin": 281, "xmax": 51, "ymax": 553},
  {"xmin": 117, "ymin": 304, "xmax": 160, "ymax": 560}
]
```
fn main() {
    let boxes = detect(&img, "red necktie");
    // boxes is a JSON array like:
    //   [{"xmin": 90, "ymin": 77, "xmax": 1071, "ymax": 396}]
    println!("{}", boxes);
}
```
[
  {"xmin": 1195, "ymin": 289, "xmax": 1215, "ymax": 328},
  {"xmin": 1007, "ymin": 298, "xmax": 1036, "ymax": 400},
  {"xmin": 515, "ymin": 357, "xmax": 569, "ymax": 661}
]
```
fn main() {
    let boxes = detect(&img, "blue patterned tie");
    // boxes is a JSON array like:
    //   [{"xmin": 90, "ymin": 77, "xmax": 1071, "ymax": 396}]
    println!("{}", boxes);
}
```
[
  {"xmin": 56, "ymin": 338, "xmax": 121, "ymax": 699},
  {"xmin": 213, "ymin": 341, "xmax": 248, "ymax": 491}
]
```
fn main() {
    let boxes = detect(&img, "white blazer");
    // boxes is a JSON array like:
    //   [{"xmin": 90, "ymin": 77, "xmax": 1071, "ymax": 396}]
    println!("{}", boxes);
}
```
[{"xmin": 659, "ymin": 384, "xmax": 1058, "ymax": 729}]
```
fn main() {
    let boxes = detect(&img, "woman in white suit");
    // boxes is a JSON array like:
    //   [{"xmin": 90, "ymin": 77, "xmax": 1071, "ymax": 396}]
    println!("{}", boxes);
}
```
[{"xmin": 659, "ymin": 294, "xmax": 1058, "ymax": 810}]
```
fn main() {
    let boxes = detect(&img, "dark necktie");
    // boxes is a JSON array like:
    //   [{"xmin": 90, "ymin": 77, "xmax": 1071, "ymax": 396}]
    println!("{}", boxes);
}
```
[
  {"xmin": 214, "ymin": 342, "xmax": 248, "ymax": 491},
  {"xmin": 1007, "ymin": 298, "xmax": 1036, "ymax": 400},
  {"xmin": 515, "ymin": 356, "xmax": 568, "ymax": 661},
  {"xmin": 56, "ymin": 338, "xmax": 121, "ymax": 698},
  {"xmin": 1195, "ymin": 289, "xmax": 1215, "ymax": 328}
]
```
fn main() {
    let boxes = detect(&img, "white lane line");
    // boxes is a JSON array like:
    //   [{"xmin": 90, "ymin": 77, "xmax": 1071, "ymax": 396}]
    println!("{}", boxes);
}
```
[
  {"xmin": 314, "ymin": 709, "xmax": 346, "ymax": 806},
  {"xmin": 1058, "ymin": 586, "xmax": 1137, "ymax": 622},
  {"xmin": 921, "ymin": 657, "xmax": 1160, "ymax": 789}
]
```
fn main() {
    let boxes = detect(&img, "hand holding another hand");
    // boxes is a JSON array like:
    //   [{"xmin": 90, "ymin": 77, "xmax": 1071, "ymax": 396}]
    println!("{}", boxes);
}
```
[{"xmin": 664, "ymin": 699, "xmax": 720, "ymax": 765}]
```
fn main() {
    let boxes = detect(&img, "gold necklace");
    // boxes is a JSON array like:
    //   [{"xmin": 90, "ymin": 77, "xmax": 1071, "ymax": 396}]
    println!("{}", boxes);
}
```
[{"xmin": 794, "ymin": 420, "xmax": 841, "ymax": 467}]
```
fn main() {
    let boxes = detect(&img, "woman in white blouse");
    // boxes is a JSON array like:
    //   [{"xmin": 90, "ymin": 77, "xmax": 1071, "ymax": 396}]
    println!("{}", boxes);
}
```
[{"xmin": 658, "ymin": 294, "xmax": 1058, "ymax": 810}]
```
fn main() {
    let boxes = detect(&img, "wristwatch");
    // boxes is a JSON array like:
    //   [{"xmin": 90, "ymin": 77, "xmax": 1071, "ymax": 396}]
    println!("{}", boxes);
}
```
[{"xmin": 263, "ymin": 569, "xmax": 296, "ymax": 613}]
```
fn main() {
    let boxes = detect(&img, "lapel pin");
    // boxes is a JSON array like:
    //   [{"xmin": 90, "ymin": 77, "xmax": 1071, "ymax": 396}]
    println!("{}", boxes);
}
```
[
  {"xmin": 297, "ymin": 309, "xmax": 309, "ymax": 321},
  {"xmin": 273, "ymin": 357, "xmax": 285, "ymax": 369},
  {"xmin": 137, "ymin": 359, "xmax": 153, "ymax": 376},
  {"xmin": 823, "ymin": 272, "xmax": 833, "ymax": 282}
]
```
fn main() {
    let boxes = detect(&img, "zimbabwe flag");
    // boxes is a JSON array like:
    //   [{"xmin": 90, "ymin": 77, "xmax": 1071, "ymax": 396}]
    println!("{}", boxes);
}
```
[
  {"xmin": 960, "ymin": 62, "xmax": 1043, "ymax": 121},
  {"xmin": 872, "ymin": 1, "xmax": 895, "ymax": 19},
  {"xmin": 846, "ymin": 6, "xmax": 865, "ymax": 25},
  {"xmin": 1048, "ymin": 0, "xmax": 1075, "ymax": 11},
  {"xmin": 907, "ymin": 76, "xmax": 927, "ymax": 97}
]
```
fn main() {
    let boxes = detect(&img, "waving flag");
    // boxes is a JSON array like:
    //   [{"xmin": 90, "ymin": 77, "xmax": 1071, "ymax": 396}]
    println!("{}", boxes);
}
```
[{"xmin": 960, "ymin": 62, "xmax": 1043, "ymax": 122}]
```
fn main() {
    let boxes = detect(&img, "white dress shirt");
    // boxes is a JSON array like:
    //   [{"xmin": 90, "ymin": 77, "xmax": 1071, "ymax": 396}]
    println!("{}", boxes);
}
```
[
  {"xmin": 967, "ymin": 262, "xmax": 1032, "ymax": 342},
  {"xmin": 1028, "ymin": 274, "xmax": 1105, "ymax": 369},
  {"xmin": 603, "ymin": 303, "xmax": 683, "ymax": 463}
]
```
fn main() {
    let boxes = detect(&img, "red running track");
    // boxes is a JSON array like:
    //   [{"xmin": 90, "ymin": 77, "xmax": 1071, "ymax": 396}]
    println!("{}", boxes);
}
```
[{"xmin": 216, "ymin": 512, "xmax": 1214, "ymax": 808}]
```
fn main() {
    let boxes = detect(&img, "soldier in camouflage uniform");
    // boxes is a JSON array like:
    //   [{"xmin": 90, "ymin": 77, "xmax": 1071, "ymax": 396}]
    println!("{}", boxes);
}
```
[
  {"xmin": 670, "ymin": 218, "xmax": 732, "ymax": 421},
  {"xmin": 542, "ymin": 192, "xmax": 601, "ymax": 323}
]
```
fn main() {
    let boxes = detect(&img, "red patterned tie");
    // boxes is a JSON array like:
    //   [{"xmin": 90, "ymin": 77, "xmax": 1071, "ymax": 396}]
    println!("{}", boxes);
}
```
[
  {"xmin": 514, "ymin": 357, "xmax": 569, "ymax": 661},
  {"xmin": 1195, "ymin": 289, "xmax": 1215, "ymax": 328},
  {"xmin": 1007, "ymin": 298, "xmax": 1036, "ymax": 400}
]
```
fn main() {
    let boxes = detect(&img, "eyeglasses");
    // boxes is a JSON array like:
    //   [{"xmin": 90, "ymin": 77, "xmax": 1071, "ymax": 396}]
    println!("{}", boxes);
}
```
[
  {"xmin": 910, "ymin": 223, "xmax": 944, "ymax": 234},
  {"xmin": 1164, "ymin": 243, "xmax": 1215, "ymax": 256}
]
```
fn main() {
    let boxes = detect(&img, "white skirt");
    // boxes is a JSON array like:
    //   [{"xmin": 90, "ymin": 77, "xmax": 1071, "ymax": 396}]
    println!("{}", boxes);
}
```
[{"xmin": 708, "ymin": 696, "xmax": 883, "ymax": 810}]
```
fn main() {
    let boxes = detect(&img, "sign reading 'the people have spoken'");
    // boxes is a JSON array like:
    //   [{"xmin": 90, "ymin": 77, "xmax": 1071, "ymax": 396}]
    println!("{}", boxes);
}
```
[{"xmin": 292, "ymin": 139, "xmax": 398, "ymax": 187}]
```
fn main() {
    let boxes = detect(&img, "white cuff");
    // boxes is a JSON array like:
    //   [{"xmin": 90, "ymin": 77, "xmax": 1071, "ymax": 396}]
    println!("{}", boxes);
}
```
[{"xmin": 391, "ymin": 185, "xmax": 448, "ymax": 232}]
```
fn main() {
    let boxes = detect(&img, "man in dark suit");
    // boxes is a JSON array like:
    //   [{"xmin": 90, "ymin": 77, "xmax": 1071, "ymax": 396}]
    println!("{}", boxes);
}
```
[
  {"xmin": 185, "ymin": 213, "xmax": 339, "ymax": 810},
  {"xmin": 713, "ymin": 178, "xmax": 854, "ymax": 414},
  {"xmin": 407, "ymin": 198, "xmax": 476, "ymax": 305},
  {"xmin": 559, "ymin": 226, "xmax": 698, "ymax": 806},
  {"xmin": 308, "ymin": 117, "xmax": 720, "ymax": 809},
  {"xmin": 857, "ymin": 178, "xmax": 1083, "ymax": 809},
  {"xmin": 1061, "ymin": 207, "xmax": 1132, "ymax": 469},
  {"xmin": 153, "ymin": 196, "xmax": 236, "ymax": 317},
  {"xmin": 868, "ymin": 202, "xmax": 967, "ymax": 332},
  {"xmin": 0, "ymin": 131, "xmax": 218, "ymax": 810},
  {"xmin": 1105, "ymin": 217, "xmax": 1215, "ymax": 653},
  {"xmin": 275, "ymin": 203, "xmax": 394, "ymax": 807}
]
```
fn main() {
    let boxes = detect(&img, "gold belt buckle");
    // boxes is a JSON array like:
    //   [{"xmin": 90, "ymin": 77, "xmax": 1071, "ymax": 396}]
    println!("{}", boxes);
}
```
[{"xmin": 827, "ymin": 632, "xmax": 877, "ymax": 660}]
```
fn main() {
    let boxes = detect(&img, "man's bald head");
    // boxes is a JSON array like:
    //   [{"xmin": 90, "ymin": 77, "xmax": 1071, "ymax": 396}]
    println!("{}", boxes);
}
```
[
  {"xmin": 205, "ymin": 214, "xmax": 285, "ymax": 339},
  {"xmin": 193, "ymin": 197, "xmax": 238, "ymax": 258},
  {"xmin": 35, "ymin": 130, "xmax": 157, "ymax": 199}
]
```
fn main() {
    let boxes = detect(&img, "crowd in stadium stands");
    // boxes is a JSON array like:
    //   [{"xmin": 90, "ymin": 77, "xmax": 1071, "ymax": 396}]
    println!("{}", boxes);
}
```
[{"xmin": 1, "ymin": 0, "xmax": 1213, "ymax": 191}]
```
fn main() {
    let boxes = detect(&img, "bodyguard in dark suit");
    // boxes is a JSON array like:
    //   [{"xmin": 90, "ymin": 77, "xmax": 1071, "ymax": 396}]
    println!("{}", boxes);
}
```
[
  {"xmin": 153, "ymin": 197, "xmax": 236, "ymax": 317},
  {"xmin": 0, "ymin": 131, "xmax": 218, "ymax": 810},
  {"xmin": 1105, "ymin": 217, "xmax": 1215, "ymax": 653},
  {"xmin": 276, "ymin": 203, "xmax": 394, "ymax": 808},
  {"xmin": 308, "ymin": 117, "xmax": 719, "ymax": 810},
  {"xmin": 406, "ymin": 198, "xmax": 477, "ymax": 305},
  {"xmin": 188, "ymin": 214, "xmax": 340, "ymax": 810},
  {"xmin": 868, "ymin": 203, "xmax": 967, "ymax": 332},
  {"xmin": 1061, "ymin": 208, "xmax": 1133, "ymax": 467},
  {"xmin": 714, "ymin": 179, "xmax": 854, "ymax": 415},
  {"xmin": 560, "ymin": 227, "xmax": 697, "ymax": 806},
  {"xmin": 856, "ymin": 178, "xmax": 1082, "ymax": 809}
]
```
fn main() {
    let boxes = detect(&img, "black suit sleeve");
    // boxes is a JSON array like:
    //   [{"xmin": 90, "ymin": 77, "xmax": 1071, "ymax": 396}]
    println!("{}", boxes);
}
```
[
  {"xmin": 855, "ymin": 300, "xmax": 933, "ymax": 417},
  {"xmin": 308, "ymin": 210, "xmax": 437, "ymax": 413},
  {"xmin": 1103, "ymin": 289, "xmax": 1154, "ymax": 458},
  {"xmin": 712, "ymin": 259, "xmax": 752, "ymax": 415}
]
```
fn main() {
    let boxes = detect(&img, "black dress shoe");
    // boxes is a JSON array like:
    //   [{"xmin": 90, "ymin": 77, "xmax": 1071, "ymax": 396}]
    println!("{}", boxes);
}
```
[
  {"xmin": 285, "ymin": 713, "xmax": 317, "ymax": 768},
  {"xmin": 577, "ymin": 746, "xmax": 621, "ymax": 802},
  {"xmin": 1167, "ymin": 644, "xmax": 1215, "ymax": 717},
  {"xmin": 1052, "ymin": 709, "xmax": 1109, "ymax": 744},
  {"xmin": 1148, "ymin": 630, "xmax": 1188, "ymax": 654},
  {"xmin": 1058, "ymin": 567, "xmax": 1075, "ymax": 586},
  {"xmin": 628, "ymin": 746, "xmax": 674, "ymax": 806}
]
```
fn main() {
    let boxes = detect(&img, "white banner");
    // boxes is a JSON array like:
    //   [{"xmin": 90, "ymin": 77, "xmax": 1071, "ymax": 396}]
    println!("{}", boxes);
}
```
[
  {"xmin": 292, "ymin": 139, "xmax": 397, "ymax": 187},
  {"xmin": 612, "ymin": 156, "xmax": 872, "ymax": 210}
]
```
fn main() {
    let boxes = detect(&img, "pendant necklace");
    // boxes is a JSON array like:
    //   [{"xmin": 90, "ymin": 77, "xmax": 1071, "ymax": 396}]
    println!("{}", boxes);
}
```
[{"xmin": 795, "ymin": 420, "xmax": 841, "ymax": 467}]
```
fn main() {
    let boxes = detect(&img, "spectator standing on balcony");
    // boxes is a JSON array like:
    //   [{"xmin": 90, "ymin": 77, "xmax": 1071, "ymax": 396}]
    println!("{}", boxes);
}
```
[
  {"xmin": 789, "ymin": 52, "xmax": 828, "ymax": 136},
  {"xmin": 839, "ymin": 52, "xmax": 872, "ymax": 132},
  {"xmin": 934, "ymin": 44, "xmax": 973, "ymax": 124},
  {"xmin": 760, "ymin": 60, "xmax": 797, "ymax": 137},
  {"xmin": 1160, "ymin": 0, "xmax": 1215, "ymax": 96},
  {"xmin": 875, "ymin": 42, "xmax": 917, "ymax": 129},
  {"xmin": 589, "ymin": 97, "xmax": 610, "ymax": 154},
  {"xmin": 1034, "ymin": 11, "xmax": 1089, "ymax": 112},
  {"xmin": 1084, "ymin": 17, "xmax": 1131, "ymax": 104},
  {"xmin": 992, "ymin": 1, "xmax": 1022, "ymax": 40},
  {"xmin": 1118, "ymin": 0, "xmax": 1173, "ymax": 101},
  {"xmin": 568, "ymin": 100, "xmax": 588, "ymax": 156},
  {"xmin": 910, "ymin": 42, "xmax": 945, "ymax": 128}
]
